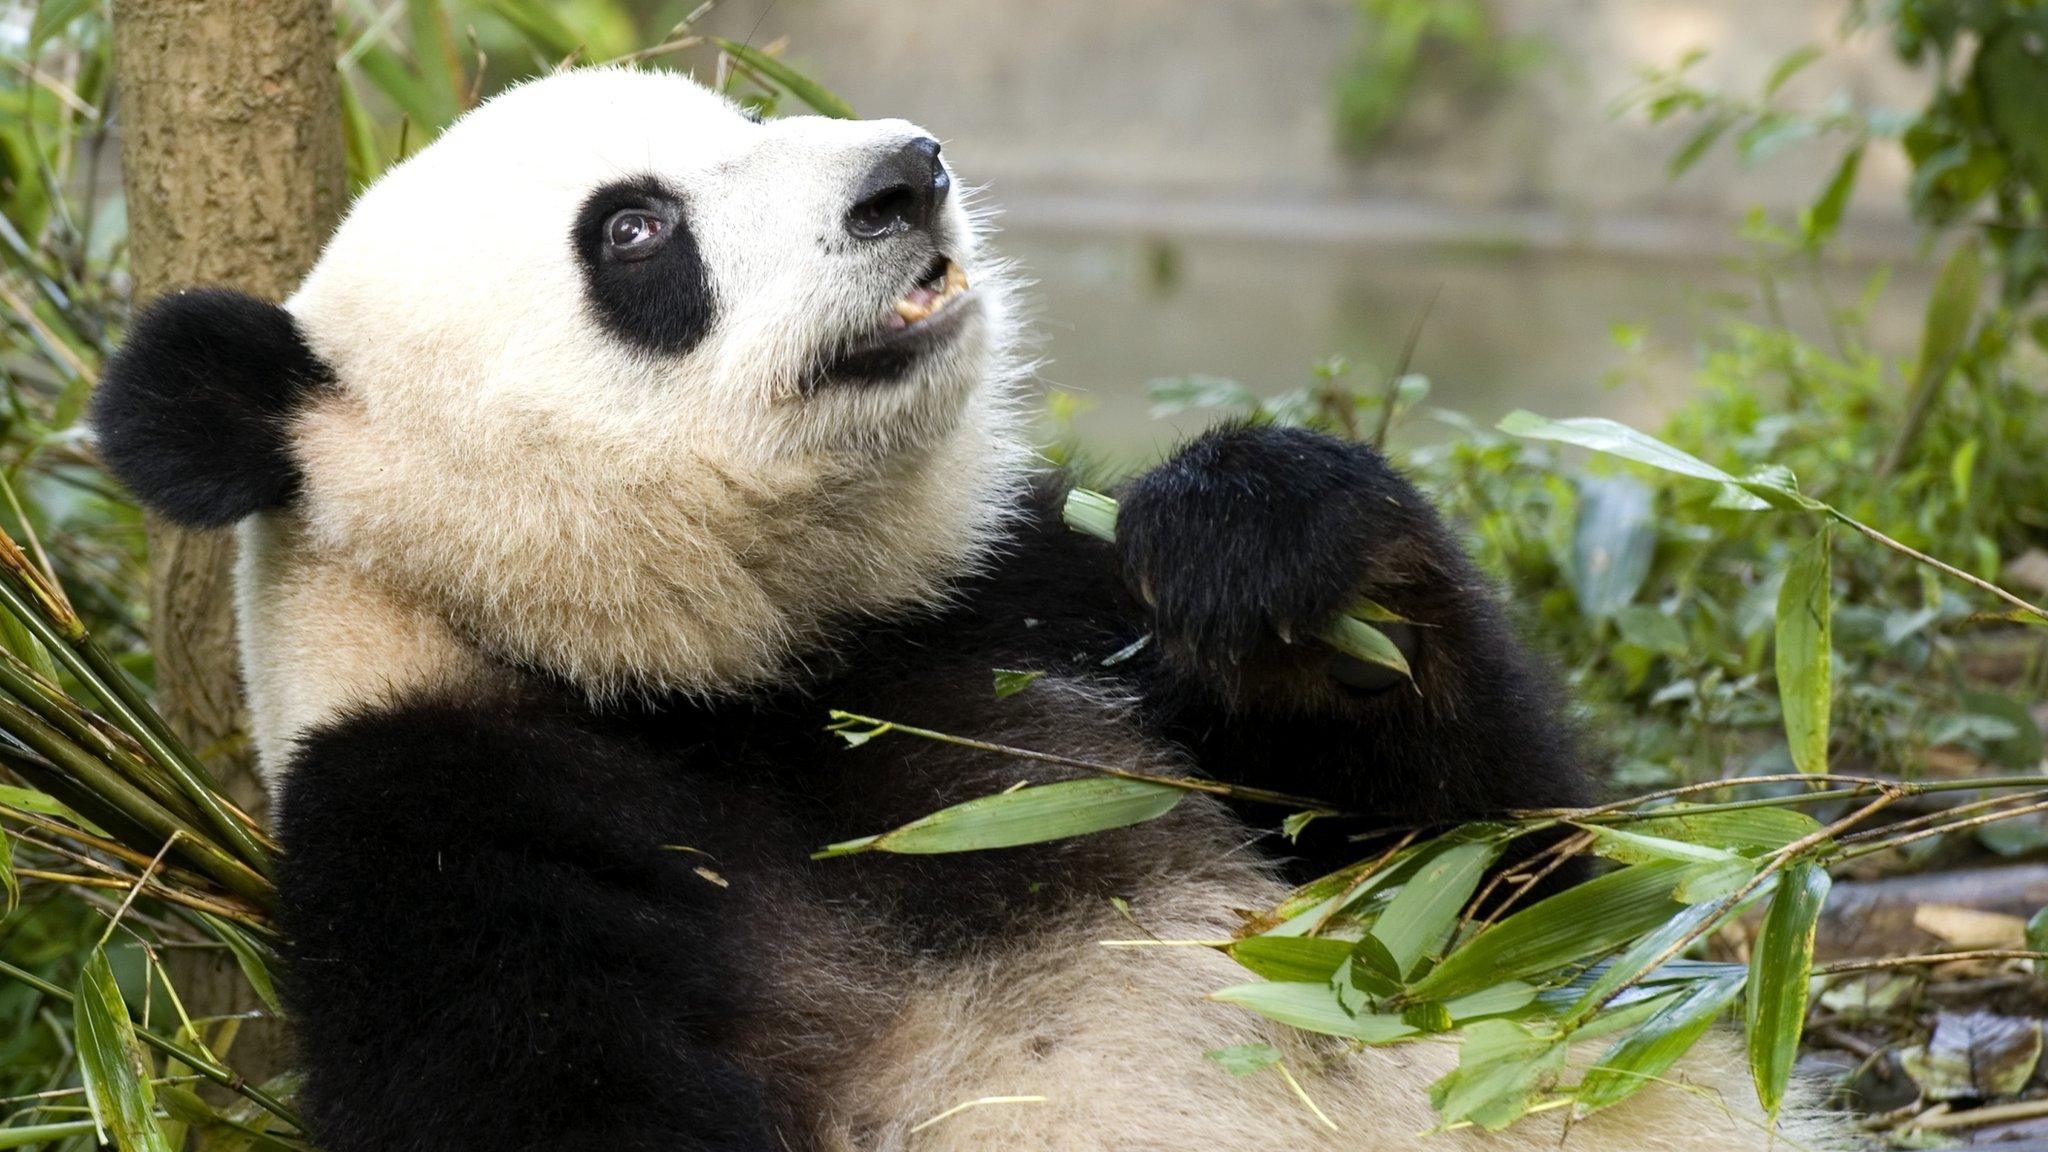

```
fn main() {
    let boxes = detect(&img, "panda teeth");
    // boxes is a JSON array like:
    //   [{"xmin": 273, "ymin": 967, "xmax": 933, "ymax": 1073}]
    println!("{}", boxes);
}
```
[{"xmin": 887, "ymin": 260, "xmax": 971, "ymax": 329}]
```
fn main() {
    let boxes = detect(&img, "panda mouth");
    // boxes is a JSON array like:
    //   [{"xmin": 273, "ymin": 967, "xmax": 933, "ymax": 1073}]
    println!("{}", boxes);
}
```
[
  {"xmin": 885, "ymin": 257, "xmax": 970, "ymax": 329},
  {"xmin": 815, "ymin": 256, "xmax": 976, "ymax": 388}
]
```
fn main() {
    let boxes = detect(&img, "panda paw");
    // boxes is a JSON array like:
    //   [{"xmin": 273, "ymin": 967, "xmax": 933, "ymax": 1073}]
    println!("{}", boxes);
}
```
[{"xmin": 1115, "ymin": 424, "xmax": 1426, "ymax": 692}]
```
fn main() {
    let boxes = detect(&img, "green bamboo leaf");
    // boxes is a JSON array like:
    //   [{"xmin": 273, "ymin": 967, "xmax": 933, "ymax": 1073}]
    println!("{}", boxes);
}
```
[
  {"xmin": 1914, "ymin": 236, "xmax": 1983, "ymax": 389},
  {"xmin": 28, "ymin": 0, "xmax": 97, "ymax": 48},
  {"xmin": 1746, "ymin": 859, "xmax": 1830, "ymax": 1118},
  {"xmin": 1576, "ymin": 824, "xmax": 1736, "ymax": 866},
  {"xmin": 1578, "ymin": 973, "xmax": 1746, "ymax": 1114},
  {"xmin": 406, "ymin": 0, "xmax": 465, "ymax": 122},
  {"xmin": 991, "ymin": 668, "xmax": 1044, "ymax": 698},
  {"xmin": 712, "ymin": 39, "xmax": 855, "ymax": 119},
  {"xmin": 1228, "ymin": 936, "xmax": 1352, "ymax": 983},
  {"xmin": 1776, "ymin": 527, "xmax": 1833, "ymax": 774},
  {"xmin": 1624, "ymin": 806, "xmax": 1822, "ymax": 854},
  {"xmin": 1444, "ymin": 980, "xmax": 1538, "ymax": 1021},
  {"xmin": 1204, "ymin": 1043, "xmax": 1282, "ymax": 1077},
  {"xmin": 814, "ymin": 777, "xmax": 1182, "ymax": 857},
  {"xmin": 1321, "ymin": 616, "xmax": 1412, "ymax": 680},
  {"xmin": 1764, "ymin": 45, "xmax": 1824, "ymax": 97},
  {"xmin": 1567, "ymin": 893, "xmax": 1754, "ymax": 1018},
  {"xmin": 1209, "ymin": 981, "xmax": 1417, "ymax": 1043},
  {"xmin": 1371, "ymin": 839, "xmax": 1501, "ymax": 978},
  {"xmin": 1668, "ymin": 114, "xmax": 1732, "ymax": 177},
  {"xmin": 1410, "ymin": 861, "xmax": 1690, "ymax": 1001},
  {"xmin": 1801, "ymin": 143, "xmax": 1864, "ymax": 249},
  {"xmin": 351, "ymin": 43, "xmax": 446, "ymax": 138},
  {"xmin": 196, "ymin": 913, "xmax": 280, "ymax": 1015},
  {"xmin": 75, "ymin": 950, "xmax": 173, "ymax": 1152},
  {"xmin": 1497, "ymin": 411, "xmax": 1739, "ymax": 485},
  {"xmin": 484, "ymin": 0, "xmax": 584, "ymax": 60},
  {"xmin": 1672, "ymin": 857, "xmax": 1759, "ymax": 905},
  {"xmin": 1428, "ymin": 1019, "xmax": 1567, "ymax": 1131}
]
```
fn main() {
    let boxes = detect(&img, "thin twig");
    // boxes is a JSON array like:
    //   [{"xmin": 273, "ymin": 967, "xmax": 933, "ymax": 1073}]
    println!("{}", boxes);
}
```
[
  {"xmin": 1838, "ymin": 513, "xmax": 2048, "ymax": 623},
  {"xmin": 827, "ymin": 710, "xmax": 1342, "ymax": 812},
  {"xmin": 1814, "ymin": 949, "xmax": 2048, "ymax": 976}
]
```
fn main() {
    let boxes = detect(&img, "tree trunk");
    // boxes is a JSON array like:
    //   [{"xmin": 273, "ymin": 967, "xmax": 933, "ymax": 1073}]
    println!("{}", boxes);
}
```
[{"xmin": 111, "ymin": 0, "xmax": 346, "ymax": 1084}]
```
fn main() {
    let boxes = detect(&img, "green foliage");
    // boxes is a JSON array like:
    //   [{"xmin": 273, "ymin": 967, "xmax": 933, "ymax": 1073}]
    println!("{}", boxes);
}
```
[{"xmin": 1333, "ymin": 0, "xmax": 1542, "ymax": 155}]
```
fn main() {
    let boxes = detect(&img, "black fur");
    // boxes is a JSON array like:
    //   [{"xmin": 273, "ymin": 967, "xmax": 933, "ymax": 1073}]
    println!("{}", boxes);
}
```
[
  {"xmin": 276, "ymin": 425, "xmax": 1593, "ymax": 1151},
  {"xmin": 572, "ymin": 177, "xmax": 715, "ymax": 356},
  {"xmin": 91, "ymin": 289, "xmax": 330, "ymax": 528}
]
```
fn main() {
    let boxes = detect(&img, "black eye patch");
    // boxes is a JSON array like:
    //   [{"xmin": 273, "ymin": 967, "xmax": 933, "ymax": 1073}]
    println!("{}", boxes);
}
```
[{"xmin": 572, "ymin": 177, "xmax": 714, "ymax": 356}]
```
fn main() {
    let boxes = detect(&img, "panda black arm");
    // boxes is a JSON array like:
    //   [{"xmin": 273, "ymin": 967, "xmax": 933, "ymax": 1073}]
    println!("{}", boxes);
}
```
[
  {"xmin": 946, "ymin": 426, "xmax": 1590, "ymax": 876},
  {"xmin": 1108, "ymin": 425, "xmax": 1593, "ymax": 865},
  {"xmin": 275, "ymin": 695, "xmax": 779, "ymax": 1152}
]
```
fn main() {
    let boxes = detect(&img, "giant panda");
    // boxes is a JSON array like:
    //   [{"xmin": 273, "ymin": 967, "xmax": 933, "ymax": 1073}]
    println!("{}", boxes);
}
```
[{"xmin": 90, "ymin": 68, "xmax": 1845, "ymax": 1152}]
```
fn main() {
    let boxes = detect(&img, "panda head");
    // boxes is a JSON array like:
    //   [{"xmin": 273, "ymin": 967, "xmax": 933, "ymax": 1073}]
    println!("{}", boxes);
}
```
[{"xmin": 94, "ymin": 67, "xmax": 1029, "ymax": 702}]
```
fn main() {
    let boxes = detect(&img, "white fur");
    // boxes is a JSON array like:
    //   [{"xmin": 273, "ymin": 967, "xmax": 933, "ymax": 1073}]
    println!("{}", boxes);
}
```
[{"xmin": 247, "ymin": 67, "xmax": 1029, "ymax": 735}]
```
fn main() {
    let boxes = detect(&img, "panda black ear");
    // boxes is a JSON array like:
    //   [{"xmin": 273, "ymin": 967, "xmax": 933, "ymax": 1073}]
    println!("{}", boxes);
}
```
[{"xmin": 92, "ymin": 288, "xmax": 331, "ymax": 529}]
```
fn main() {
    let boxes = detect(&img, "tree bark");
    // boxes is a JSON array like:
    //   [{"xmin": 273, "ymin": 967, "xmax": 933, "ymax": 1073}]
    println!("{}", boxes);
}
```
[
  {"xmin": 112, "ymin": 0, "xmax": 345, "ymax": 803},
  {"xmin": 112, "ymin": 0, "xmax": 346, "ymax": 1085}
]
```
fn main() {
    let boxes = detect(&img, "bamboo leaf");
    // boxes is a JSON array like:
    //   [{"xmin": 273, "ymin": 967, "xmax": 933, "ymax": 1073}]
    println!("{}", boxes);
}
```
[
  {"xmin": 1577, "ymin": 824, "xmax": 1736, "ymax": 866},
  {"xmin": 1776, "ymin": 527, "xmax": 1833, "ymax": 774},
  {"xmin": 1410, "ymin": 861, "xmax": 1690, "ymax": 1002},
  {"xmin": 1914, "ymin": 236, "xmax": 1983, "ymax": 390},
  {"xmin": 1497, "ymin": 411, "xmax": 1739, "ymax": 485},
  {"xmin": 814, "ymin": 777, "xmax": 1182, "ymax": 857},
  {"xmin": 1228, "ymin": 936, "xmax": 1352, "ymax": 983},
  {"xmin": 484, "ymin": 0, "xmax": 585, "ymax": 60},
  {"xmin": 75, "ymin": 950, "xmax": 173, "ymax": 1152},
  {"xmin": 1746, "ymin": 859, "xmax": 1830, "ymax": 1118},
  {"xmin": 712, "ymin": 39, "xmax": 855, "ymax": 118},
  {"xmin": 1428, "ymin": 1019, "xmax": 1567, "ymax": 1131},
  {"xmin": 197, "ymin": 913, "xmax": 280, "ymax": 1015},
  {"xmin": 1801, "ymin": 143, "xmax": 1863, "ymax": 249},
  {"xmin": 1210, "ymin": 981, "xmax": 1417, "ymax": 1043},
  {"xmin": 1370, "ymin": 838, "xmax": 1501, "ymax": 978},
  {"xmin": 1568, "ymin": 892, "xmax": 1756, "ymax": 1018},
  {"xmin": 1321, "ymin": 616, "xmax": 1412, "ymax": 679},
  {"xmin": 991, "ymin": 668, "xmax": 1044, "ymax": 698},
  {"xmin": 1578, "ymin": 973, "xmax": 1746, "ymax": 1114},
  {"xmin": 1623, "ymin": 806, "xmax": 1822, "ymax": 854},
  {"xmin": 28, "ymin": 0, "xmax": 96, "ymax": 48}
]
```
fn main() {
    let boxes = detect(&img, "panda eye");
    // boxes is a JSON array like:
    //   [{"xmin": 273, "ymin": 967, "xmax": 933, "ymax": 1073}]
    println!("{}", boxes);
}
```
[{"xmin": 603, "ymin": 209, "xmax": 667, "ymax": 259}]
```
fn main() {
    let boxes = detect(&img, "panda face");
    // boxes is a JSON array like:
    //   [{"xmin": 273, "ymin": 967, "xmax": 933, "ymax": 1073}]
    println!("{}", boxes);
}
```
[
  {"xmin": 260, "ymin": 68, "xmax": 1028, "ymax": 702},
  {"xmin": 290, "ymin": 67, "xmax": 1006, "ymax": 460}
]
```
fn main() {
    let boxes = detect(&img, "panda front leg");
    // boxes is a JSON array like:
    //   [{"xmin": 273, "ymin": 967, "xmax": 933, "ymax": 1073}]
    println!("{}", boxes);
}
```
[
  {"xmin": 273, "ymin": 698, "xmax": 781, "ymax": 1152},
  {"xmin": 1114, "ymin": 424, "xmax": 1595, "ymax": 872}
]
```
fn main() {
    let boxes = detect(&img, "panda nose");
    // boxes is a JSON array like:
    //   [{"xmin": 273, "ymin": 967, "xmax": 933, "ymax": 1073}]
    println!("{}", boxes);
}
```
[{"xmin": 844, "ymin": 137, "xmax": 948, "ymax": 240}]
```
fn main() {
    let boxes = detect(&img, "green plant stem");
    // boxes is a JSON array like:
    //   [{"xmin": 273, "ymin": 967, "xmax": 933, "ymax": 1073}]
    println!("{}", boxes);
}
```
[
  {"xmin": 0, "ymin": 650, "xmax": 205, "ymax": 829},
  {"xmin": 1813, "ymin": 949, "xmax": 2048, "ymax": 976},
  {"xmin": 0, "ymin": 691, "xmax": 268, "ymax": 905},
  {"xmin": 0, "ymin": 1120, "xmax": 99, "ymax": 1148},
  {"xmin": 0, "ymin": 959, "xmax": 300, "ymax": 1129},
  {"xmin": 0, "ymin": 564, "xmax": 271, "ymax": 874},
  {"xmin": 1830, "ymin": 796, "xmax": 2048, "ymax": 864},
  {"xmin": 826, "ymin": 710, "xmax": 1340, "ymax": 813},
  {"xmin": 1831, "ymin": 510, "xmax": 2048, "ymax": 623}
]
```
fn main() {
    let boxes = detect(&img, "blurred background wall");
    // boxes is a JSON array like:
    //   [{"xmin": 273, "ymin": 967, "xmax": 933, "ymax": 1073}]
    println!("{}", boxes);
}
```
[{"xmin": 684, "ymin": 0, "xmax": 1934, "ymax": 448}]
